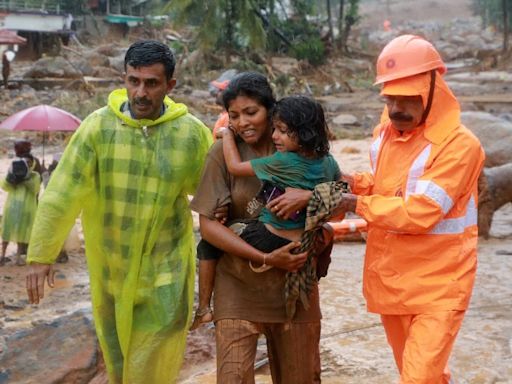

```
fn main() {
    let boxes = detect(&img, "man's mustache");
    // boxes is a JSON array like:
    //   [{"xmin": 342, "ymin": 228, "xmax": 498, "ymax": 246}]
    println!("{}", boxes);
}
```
[
  {"xmin": 134, "ymin": 97, "xmax": 151, "ymax": 106},
  {"xmin": 389, "ymin": 111, "xmax": 413, "ymax": 122}
]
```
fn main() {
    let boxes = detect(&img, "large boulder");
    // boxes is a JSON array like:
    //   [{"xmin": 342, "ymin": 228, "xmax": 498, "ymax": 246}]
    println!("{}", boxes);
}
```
[
  {"xmin": 0, "ymin": 309, "xmax": 101, "ymax": 383},
  {"xmin": 461, "ymin": 111, "xmax": 512, "ymax": 167},
  {"xmin": 477, "ymin": 163, "xmax": 512, "ymax": 238},
  {"xmin": 23, "ymin": 57, "xmax": 82, "ymax": 79}
]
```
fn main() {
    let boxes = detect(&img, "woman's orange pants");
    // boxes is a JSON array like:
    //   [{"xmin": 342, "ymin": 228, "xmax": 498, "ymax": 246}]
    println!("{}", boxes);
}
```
[{"xmin": 381, "ymin": 311, "xmax": 465, "ymax": 384}]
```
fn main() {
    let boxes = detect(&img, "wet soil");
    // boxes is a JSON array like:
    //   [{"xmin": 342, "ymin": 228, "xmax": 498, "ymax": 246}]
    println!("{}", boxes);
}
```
[{"xmin": 1, "ymin": 140, "xmax": 510, "ymax": 383}]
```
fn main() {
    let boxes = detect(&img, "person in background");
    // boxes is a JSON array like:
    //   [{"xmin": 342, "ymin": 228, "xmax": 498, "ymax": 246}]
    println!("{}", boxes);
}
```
[
  {"xmin": 2, "ymin": 49, "xmax": 15, "ymax": 89},
  {"xmin": 13, "ymin": 139, "xmax": 43, "ymax": 178},
  {"xmin": 24, "ymin": 40, "xmax": 212, "ymax": 384},
  {"xmin": 211, "ymin": 78, "xmax": 231, "ymax": 140},
  {"xmin": 334, "ymin": 35, "xmax": 485, "ymax": 383},
  {"xmin": 1, "ymin": 142, "xmax": 41, "ymax": 266}
]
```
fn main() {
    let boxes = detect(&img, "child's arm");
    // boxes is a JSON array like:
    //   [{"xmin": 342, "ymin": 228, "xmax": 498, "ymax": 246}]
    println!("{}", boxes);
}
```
[{"xmin": 221, "ymin": 129, "xmax": 256, "ymax": 177}]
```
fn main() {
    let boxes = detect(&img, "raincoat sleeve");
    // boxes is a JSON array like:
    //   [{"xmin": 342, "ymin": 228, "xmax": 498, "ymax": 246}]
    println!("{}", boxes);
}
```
[
  {"xmin": 356, "ymin": 133, "xmax": 485, "ymax": 233},
  {"xmin": 25, "ymin": 171, "xmax": 41, "ymax": 195},
  {"xmin": 27, "ymin": 114, "xmax": 98, "ymax": 264},
  {"xmin": 0, "ymin": 177, "xmax": 14, "ymax": 192},
  {"xmin": 352, "ymin": 172, "xmax": 374, "ymax": 195},
  {"xmin": 183, "ymin": 116, "xmax": 213, "ymax": 195},
  {"xmin": 351, "ymin": 124, "xmax": 382, "ymax": 195}
]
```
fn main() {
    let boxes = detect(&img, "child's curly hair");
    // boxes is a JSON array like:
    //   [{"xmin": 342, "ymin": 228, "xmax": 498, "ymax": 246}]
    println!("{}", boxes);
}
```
[{"xmin": 271, "ymin": 95, "xmax": 330, "ymax": 157}]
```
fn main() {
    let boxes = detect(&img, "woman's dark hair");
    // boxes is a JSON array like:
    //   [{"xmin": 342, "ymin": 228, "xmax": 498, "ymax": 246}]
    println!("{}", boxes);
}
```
[
  {"xmin": 124, "ymin": 40, "xmax": 176, "ymax": 80},
  {"xmin": 222, "ymin": 72, "xmax": 276, "ymax": 111},
  {"xmin": 272, "ymin": 95, "xmax": 330, "ymax": 157}
]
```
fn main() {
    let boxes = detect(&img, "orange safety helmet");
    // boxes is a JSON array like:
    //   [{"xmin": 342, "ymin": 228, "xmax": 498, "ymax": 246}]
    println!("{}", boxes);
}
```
[{"xmin": 375, "ymin": 35, "xmax": 446, "ymax": 85}]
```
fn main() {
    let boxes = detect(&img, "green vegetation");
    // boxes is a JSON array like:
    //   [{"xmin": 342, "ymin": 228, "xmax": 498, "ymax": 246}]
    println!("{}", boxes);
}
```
[
  {"xmin": 472, "ymin": 0, "xmax": 511, "ymax": 51},
  {"xmin": 165, "ymin": 0, "xmax": 361, "ymax": 67}
]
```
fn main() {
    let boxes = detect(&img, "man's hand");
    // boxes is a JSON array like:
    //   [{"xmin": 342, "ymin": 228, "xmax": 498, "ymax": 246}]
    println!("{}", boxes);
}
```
[
  {"xmin": 26, "ymin": 262, "xmax": 55, "ymax": 304},
  {"xmin": 267, "ymin": 188, "xmax": 312, "ymax": 220},
  {"xmin": 332, "ymin": 193, "xmax": 358, "ymax": 219},
  {"xmin": 340, "ymin": 172, "xmax": 355, "ymax": 190},
  {"xmin": 265, "ymin": 242, "xmax": 308, "ymax": 272}
]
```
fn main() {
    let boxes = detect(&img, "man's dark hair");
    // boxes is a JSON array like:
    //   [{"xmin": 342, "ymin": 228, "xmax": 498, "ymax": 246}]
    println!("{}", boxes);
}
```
[
  {"xmin": 271, "ymin": 95, "xmax": 330, "ymax": 158},
  {"xmin": 124, "ymin": 40, "xmax": 176, "ymax": 80},
  {"xmin": 222, "ymin": 72, "xmax": 275, "ymax": 111}
]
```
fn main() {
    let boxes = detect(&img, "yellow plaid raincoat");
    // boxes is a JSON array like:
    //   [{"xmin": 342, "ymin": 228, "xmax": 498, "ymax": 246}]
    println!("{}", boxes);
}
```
[{"xmin": 27, "ymin": 89, "xmax": 212, "ymax": 383}]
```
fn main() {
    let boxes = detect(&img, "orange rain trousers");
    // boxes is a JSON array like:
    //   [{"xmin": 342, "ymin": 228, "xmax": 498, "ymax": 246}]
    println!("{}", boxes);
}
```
[{"xmin": 381, "ymin": 311, "xmax": 465, "ymax": 384}]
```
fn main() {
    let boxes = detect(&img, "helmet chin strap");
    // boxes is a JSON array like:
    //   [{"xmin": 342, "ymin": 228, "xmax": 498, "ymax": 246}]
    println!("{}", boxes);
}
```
[{"xmin": 420, "ymin": 70, "xmax": 436, "ymax": 125}]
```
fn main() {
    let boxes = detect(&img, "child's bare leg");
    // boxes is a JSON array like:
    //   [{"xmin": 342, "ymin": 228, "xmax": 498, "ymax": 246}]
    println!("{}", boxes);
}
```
[
  {"xmin": 15, "ymin": 242, "xmax": 27, "ymax": 266},
  {"xmin": 190, "ymin": 259, "xmax": 216, "ymax": 330},
  {"xmin": 0, "ymin": 240, "xmax": 8, "ymax": 265}
]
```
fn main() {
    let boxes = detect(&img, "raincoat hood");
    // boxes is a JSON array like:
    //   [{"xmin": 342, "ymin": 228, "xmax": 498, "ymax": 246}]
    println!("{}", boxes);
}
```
[
  {"xmin": 380, "ymin": 71, "xmax": 461, "ymax": 145},
  {"xmin": 108, "ymin": 88, "xmax": 188, "ymax": 128}
]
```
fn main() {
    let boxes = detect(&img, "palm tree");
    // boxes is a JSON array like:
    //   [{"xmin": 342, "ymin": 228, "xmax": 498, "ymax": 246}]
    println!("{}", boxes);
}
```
[{"xmin": 165, "ymin": 0, "xmax": 266, "ymax": 60}]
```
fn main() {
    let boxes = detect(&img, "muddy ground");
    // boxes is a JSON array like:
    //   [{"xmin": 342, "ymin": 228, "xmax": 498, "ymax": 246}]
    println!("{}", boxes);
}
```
[
  {"xmin": 1, "ymin": 0, "xmax": 511, "ymax": 382},
  {"xmin": 0, "ymin": 138, "xmax": 511, "ymax": 383}
]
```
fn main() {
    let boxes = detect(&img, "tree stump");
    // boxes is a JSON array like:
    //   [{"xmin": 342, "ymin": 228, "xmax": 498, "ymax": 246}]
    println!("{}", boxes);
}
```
[{"xmin": 478, "ymin": 163, "xmax": 512, "ymax": 238}]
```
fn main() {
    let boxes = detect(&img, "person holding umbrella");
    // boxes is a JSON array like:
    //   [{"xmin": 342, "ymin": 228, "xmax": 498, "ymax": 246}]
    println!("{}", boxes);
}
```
[
  {"xmin": 0, "ymin": 140, "xmax": 41, "ymax": 266},
  {"xmin": 24, "ymin": 40, "xmax": 212, "ymax": 383}
]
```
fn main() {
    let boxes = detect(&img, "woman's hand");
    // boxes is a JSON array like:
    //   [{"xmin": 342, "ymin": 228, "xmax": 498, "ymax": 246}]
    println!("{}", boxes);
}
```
[
  {"xmin": 265, "ymin": 242, "xmax": 307, "ymax": 272},
  {"xmin": 266, "ymin": 187, "xmax": 312, "ymax": 220},
  {"xmin": 213, "ymin": 204, "xmax": 229, "ymax": 225}
]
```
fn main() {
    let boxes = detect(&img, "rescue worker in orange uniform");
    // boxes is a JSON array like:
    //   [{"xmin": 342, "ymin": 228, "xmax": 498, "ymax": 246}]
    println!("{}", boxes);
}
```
[{"xmin": 335, "ymin": 35, "xmax": 485, "ymax": 383}]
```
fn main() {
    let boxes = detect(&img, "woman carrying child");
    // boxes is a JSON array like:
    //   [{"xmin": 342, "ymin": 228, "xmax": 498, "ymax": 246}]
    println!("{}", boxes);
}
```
[{"xmin": 190, "ymin": 72, "xmax": 339, "ymax": 383}]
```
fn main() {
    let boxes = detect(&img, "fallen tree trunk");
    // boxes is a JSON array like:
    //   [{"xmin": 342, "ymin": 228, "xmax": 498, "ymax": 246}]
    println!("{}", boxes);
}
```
[{"xmin": 478, "ymin": 163, "xmax": 512, "ymax": 238}]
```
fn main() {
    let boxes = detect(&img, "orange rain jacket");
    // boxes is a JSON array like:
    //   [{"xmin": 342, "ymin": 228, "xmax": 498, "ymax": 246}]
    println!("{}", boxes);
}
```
[{"xmin": 353, "ymin": 72, "xmax": 485, "ymax": 314}]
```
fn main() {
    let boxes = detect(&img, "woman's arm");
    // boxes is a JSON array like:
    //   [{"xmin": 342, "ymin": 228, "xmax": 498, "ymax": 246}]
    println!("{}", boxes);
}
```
[
  {"xmin": 199, "ymin": 215, "xmax": 307, "ymax": 271},
  {"xmin": 222, "ymin": 129, "xmax": 255, "ymax": 177}
]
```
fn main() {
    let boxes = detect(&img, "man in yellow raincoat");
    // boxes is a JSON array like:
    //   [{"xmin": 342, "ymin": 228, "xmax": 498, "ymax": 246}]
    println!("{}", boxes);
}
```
[
  {"xmin": 25, "ymin": 40, "xmax": 212, "ymax": 383},
  {"xmin": 335, "ymin": 35, "xmax": 485, "ymax": 383}
]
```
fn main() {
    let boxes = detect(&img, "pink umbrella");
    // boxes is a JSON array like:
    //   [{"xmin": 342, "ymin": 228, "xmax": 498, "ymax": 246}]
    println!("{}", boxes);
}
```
[
  {"xmin": 0, "ymin": 104, "xmax": 82, "ymax": 165},
  {"xmin": 0, "ymin": 104, "xmax": 81, "ymax": 132}
]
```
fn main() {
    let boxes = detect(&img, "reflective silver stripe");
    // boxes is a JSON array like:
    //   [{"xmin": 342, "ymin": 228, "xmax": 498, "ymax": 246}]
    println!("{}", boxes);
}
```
[
  {"xmin": 429, "ymin": 195, "xmax": 477, "ymax": 234},
  {"xmin": 415, "ymin": 180, "xmax": 453, "ymax": 214},
  {"xmin": 370, "ymin": 132, "xmax": 383, "ymax": 174},
  {"xmin": 405, "ymin": 144, "xmax": 432, "ymax": 200}
]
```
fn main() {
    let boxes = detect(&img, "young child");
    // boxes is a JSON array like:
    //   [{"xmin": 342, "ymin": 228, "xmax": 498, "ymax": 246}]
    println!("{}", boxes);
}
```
[{"xmin": 191, "ymin": 95, "xmax": 340, "ymax": 329}]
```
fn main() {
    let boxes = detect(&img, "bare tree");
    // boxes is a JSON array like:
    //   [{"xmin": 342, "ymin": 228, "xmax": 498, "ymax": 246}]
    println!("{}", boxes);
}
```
[
  {"xmin": 337, "ymin": 0, "xmax": 345, "ymax": 51},
  {"xmin": 326, "ymin": 0, "xmax": 334, "ymax": 46},
  {"xmin": 503, "ymin": 0, "xmax": 510, "ymax": 52}
]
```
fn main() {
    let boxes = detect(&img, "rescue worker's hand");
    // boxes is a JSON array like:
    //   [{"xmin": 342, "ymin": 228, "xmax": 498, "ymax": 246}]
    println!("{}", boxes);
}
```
[
  {"xmin": 26, "ymin": 262, "xmax": 55, "ymax": 304},
  {"xmin": 267, "ymin": 187, "xmax": 312, "ymax": 220},
  {"xmin": 213, "ymin": 204, "xmax": 229, "ymax": 224},
  {"xmin": 266, "ymin": 242, "xmax": 307, "ymax": 272},
  {"xmin": 340, "ymin": 171, "xmax": 355, "ymax": 190},
  {"xmin": 332, "ymin": 193, "xmax": 358, "ymax": 218}
]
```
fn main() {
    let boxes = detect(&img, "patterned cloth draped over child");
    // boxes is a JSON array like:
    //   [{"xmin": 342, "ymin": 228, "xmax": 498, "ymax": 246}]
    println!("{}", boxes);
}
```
[{"xmin": 285, "ymin": 181, "xmax": 348, "ymax": 319}]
